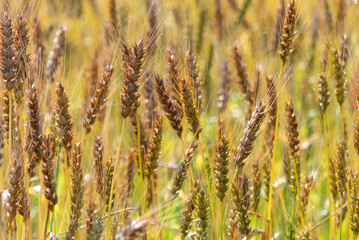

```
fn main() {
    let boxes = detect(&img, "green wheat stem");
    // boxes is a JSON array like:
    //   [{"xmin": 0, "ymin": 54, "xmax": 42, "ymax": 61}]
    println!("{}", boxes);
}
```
[
  {"xmin": 107, "ymin": 119, "xmax": 126, "ymax": 240},
  {"xmin": 323, "ymin": 113, "xmax": 333, "ymax": 239},
  {"xmin": 135, "ymin": 113, "xmax": 146, "ymax": 215},
  {"xmin": 267, "ymin": 62, "xmax": 284, "ymax": 238}
]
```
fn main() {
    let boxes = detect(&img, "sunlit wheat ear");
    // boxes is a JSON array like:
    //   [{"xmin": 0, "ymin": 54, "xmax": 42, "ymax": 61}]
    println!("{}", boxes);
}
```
[
  {"xmin": 271, "ymin": 0, "xmax": 285, "ymax": 53},
  {"xmin": 279, "ymin": 0, "xmax": 297, "ymax": 63},
  {"xmin": 300, "ymin": 175, "xmax": 314, "ymax": 216},
  {"xmin": 320, "ymin": 41, "xmax": 331, "ymax": 71},
  {"xmin": 88, "ymin": 210, "xmax": 104, "ymax": 239},
  {"xmin": 185, "ymin": 50, "xmax": 202, "ymax": 113},
  {"xmin": 195, "ymin": 187, "xmax": 210, "ymax": 239},
  {"xmin": 85, "ymin": 201, "xmax": 95, "ymax": 238},
  {"xmin": 55, "ymin": 82, "xmax": 73, "ymax": 151},
  {"xmin": 266, "ymin": 75, "xmax": 277, "ymax": 135},
  {"xmin": 262, "ymin": 156, "xmax": 271, "ymax": 201},
  {"xmin": 234, "ymin": 101, "xmax": 266, "ymax": 170},
  {"xmin": 336, "ymin": 0, "xmax": 347, "ymax": 33},
  {"xmin": 282, "ymin": 147, "xmax": 294, "ymax": 194},
  {"xmin": 227, "ymin": 173, "xmax": 251, "ymax": 239},
  {"xmin": 120, "ymin": 39, "xmax": 145, "ymax": 118},
  {"xmin": 145, "ymin": 112, "xmax": 163, "ymax": 208},
  {"xmin": 32, "ymin": 17, "xmax": 46, "ymax": 81},
  {"xmin": 83, "ymin": 54, "xmax": 99, "ymax": 115},
  {"xmin": 169, "ymin": 140, "xmax": 198, "ymax": 199},
  {"xmin": 146, "ymin": 1, "xmax": 158, "ymax": 57},
  {"xmin": 335, "ymin": 138, "xmax": 348, "ymax": 197},
  {"xmin": 181, "ymin": 77, "xmax": 201, "ymax": 137},
  {"xmin": 0, "ymin": 12, "xmax": 16, "ymax": 91},
  {"xmin": 331, "ymin": 48, "xmax": 346, "ymax": 106},
  {"xmin": 2, "ymin": 89, "xmax": 10, "ymax": 138},
  {"xmin": 6, "ymin": 156, "xmax": 22, "ymax": 231},
  {"xmin": 232, "ymin": 46, "xmax": 253, "ymax": 106},
  {"xmin": 83, "ymin": 65, "xmax": 114, "ymax": 133},
  {"xmin": 213, "ymin": 0, "xmax": 223, "ymax": 38},
  {"xmin": 104, "ymin": 157, "xmax": 115, "ymax": 213},
  {"xmin": 155, "ymin": 75, "xmax": 183, "ymax": 138},
  {"xmin": 214, "ymin": 132, "xmax": 230, "ymax": 201},
  {"xmin": 339, "ymin": 34, "xmax": 349, "ymax": 69},
  {"xmin": 180, "ymin": 180, "xmax": 200, "ymax": 239},
  {"xmin": 166, "ymin": 50, "xmax": 183, "ymax": 116},
  {"xmin": 218, "ymin": 60, "xmax": 231, "ymax": 114},
  {"xmin": 27, "ymin": 83, "xmax": 42, "ymax": 177},
  {"xmin": 93, "ymin": 136, "xmax": 104, "ymax": 198},
  {"xmin": 349, "ymin": 170, "xmax": 359, "ymax": 236},
  {"xmin": 285, "ymin": 99, "xmax": 301, "ymax": 182},
  {"xmin": 46, "ymin": 25, "xmax": 66, "ymax": 82},
  {"xmin": 317, "ymin": 72, "xmax": 330, "ymax": 113},
  {"xmin": 251, "ymin": 160, "xmax": 262, "ymax": 212},
  {"xmin": 66, "ymin": 142, "xmax": 85, "ymax": 240},
  {"xmin": 41, "ymin": 134, "xmax": 58, "ymax": 212},
  {"xmin": 146, "ymin": 171, "xmax": 158, "ymax": 209},
  {"xmin": 115, "ymin": 219, "xmax": 148, "ymax": 239},
  {"xmin": 13, "ymin": 14, "xmax": 29, "ymax": 103},
  {"xmin": 17, "ymin": 185, "xmax": 30, "ymax": 222},
  {"xmin": 122, "ymin": 150, "xmax": 135, "ymax": 221},
  {"xmin": 145, "ymin": 115, "xmax": 162, "ymax": 179},
  {"xmin": 108, "ymin": 0, "xmax": 118, "ymax": 40}
]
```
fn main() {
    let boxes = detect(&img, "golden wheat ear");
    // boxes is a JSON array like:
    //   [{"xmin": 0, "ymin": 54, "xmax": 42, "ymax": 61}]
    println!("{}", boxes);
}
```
[
  {"xmin": 83, "ymin": 65, "xmax": 114, "ymax": 133},
  {"xmin": 66, "ymin": 142, "xmax": 85, "ymax": 240},
  {"xmin": 46, "ymin": 25, "xmax": 66, "ymax": 82},
  {"xmin": 55, "ymin": 82, "xmax": 73, "ymax": 151},
  {"xmin": 93, "ymin": 136, "xmax": 104, "ymax": 198},
  {"xmin": 218, "ymin": 60, "xmax": 231, "ymax": 115},
  {"xmin": 13, "ymin": 14, "xmax": 29, "ymax": 103},
  {"xmin": 332, "ymin": 48, "xmax": 347, "ymax": 106},
  {"xmin": 169, "ymin": 140, "xmax": 198, "ymax": 199},
  {"xmin": 279, "ymin": 0, "xmax": 297, "ymax": 63},
  {"xmin": 214, "ymin": 131, "xmax": 230, "ymax": 202},
  {"xmin": 335, "ymin": 138, "xmax": 348, "ymax": 198},
  {"xmin": 234, "ymin": 101, "xmax": 266, "ymax": 170},
  {"xmin": 180, "ymin": 180, "xmax": 200, "ymax": 239},
  {"xmin": 155, "ymin": 75, "xmax": 183, "ymax": 138},
  {"xmin": 27, "ymin": 83, "xmax": 42, "ymax": 177},
  {"xmin": 0, "ymin": 12, "xmax": 16, "ymax": 91},
  {"xmin": 41, "ymin": 134, "xmax": 58, "ymax": 212}
]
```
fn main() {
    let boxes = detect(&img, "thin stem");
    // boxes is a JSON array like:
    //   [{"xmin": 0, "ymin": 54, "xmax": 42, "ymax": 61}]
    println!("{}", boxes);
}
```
[
  {"xmin": 106, "ymin": 119, "xmax": 126, "ymax": 240},
  {"xmin": 52, "ymin": 210, "xmax": 56, "ymax": 240},
  {"xmin": 38, "ymin": 162, "xmax": 42, "ymax": 240},
  {"xmin": 267, "ymin": 62, "xmax": 284, "ymax": 238},
  {"xmin": 323, "ymin": 113, "xmax": 333, "ymax": 239},
  {"xmin": 135, "ymin": 113, "xmax": 146, "ymax": 214},
  {"xmin": 339, "ymin": 197, "xmax": 343, "ymax": 240},
  {"xmin": 43, "ymin": 208, "xmax": 50, "ymax": 237},
  {"xmin": 156, "ymin": 200, "xmax": 173, "ymax": 240},
  {"xmin": 220, "ymin": 200, "xmax": 224, "ymax": 240}
]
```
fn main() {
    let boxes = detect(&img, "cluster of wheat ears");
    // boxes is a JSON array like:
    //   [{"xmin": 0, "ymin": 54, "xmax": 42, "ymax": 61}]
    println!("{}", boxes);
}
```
[{"xmin": 1, "ymin": 0, "xmax": 359, "ymax": 239}]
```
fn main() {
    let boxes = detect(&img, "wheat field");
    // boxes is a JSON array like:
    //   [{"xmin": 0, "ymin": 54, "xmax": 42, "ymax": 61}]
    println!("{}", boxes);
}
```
[{"xmin": 0, "ymin": 0, "xmax": 358, "ymax": 239}]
